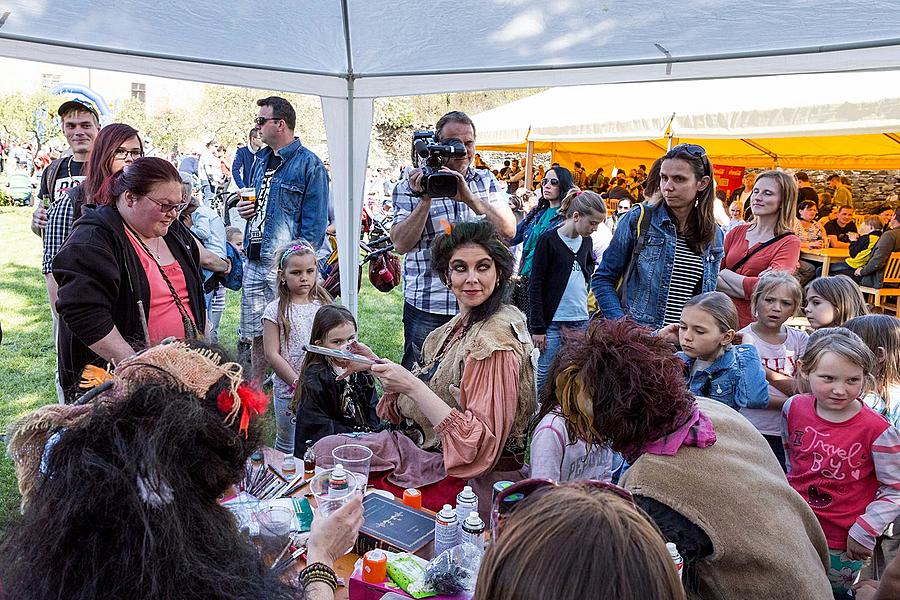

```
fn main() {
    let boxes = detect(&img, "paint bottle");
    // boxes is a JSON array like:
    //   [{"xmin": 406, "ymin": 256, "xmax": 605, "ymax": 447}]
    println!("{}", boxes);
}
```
[
  {"xmin": 460, "ymin": 511, "xmax": 485, "ymax": 554},
  {"xmin": 667, "ymin": 542, "xmax": 684, "ymax": 581},
  {"xmin": 455, "ymin": 486, "xmax": 478, "ymax": 531},
  {"xmin": 303, "ymin": 441, "xmax": 316, "ymax": 475},
  {"xmin": 403, "ymin": 488, "xmax": 423, "ymax": 509},
  {"xmin": 434, "ymin": 504, "xmax": 460, "ymax": 556},
  {"xmin": 362, "ymin": 549, "xmax": 388, "ymax": 583}
]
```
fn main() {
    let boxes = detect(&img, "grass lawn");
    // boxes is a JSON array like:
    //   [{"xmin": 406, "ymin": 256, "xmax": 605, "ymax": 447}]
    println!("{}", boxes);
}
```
[{"xmin": 0, "ymin": 206, "xmax": 403, "ymax": 528}]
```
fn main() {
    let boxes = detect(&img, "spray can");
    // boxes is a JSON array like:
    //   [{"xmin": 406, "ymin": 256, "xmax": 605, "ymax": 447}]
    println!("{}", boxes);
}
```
[
  {"xmin": 460, "ymin": 511, "xmax": 485, "ymax": 554},
  {"xmin": 667, "ymin": 542, "xmax": 683, "ymax": 581},
  {"xmin": 434, "ymin": 504, "xmax": 460, "ymax": 556},
  {"xmin": 330, "ymin": 464, "xmax": 349, "ymax": 493},
  {"xmin": 491, "ymin": 480, "xmax": 513, "ymax": 506},
  {"xmin": 455, "ymin": 485, "xmax": 478, "ymax": 530}
]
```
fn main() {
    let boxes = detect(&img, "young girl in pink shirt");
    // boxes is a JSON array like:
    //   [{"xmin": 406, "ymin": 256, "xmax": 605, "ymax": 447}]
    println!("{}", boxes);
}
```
[{"xmin": 782, "ymin": 328, "xmax": 900, "ymax": 598}]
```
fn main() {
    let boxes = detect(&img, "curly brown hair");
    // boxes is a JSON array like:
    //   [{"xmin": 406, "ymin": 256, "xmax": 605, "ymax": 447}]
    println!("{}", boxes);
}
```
[{"xmin": 545, "ymin": 318, "xmax": 694, "ymax": 455}]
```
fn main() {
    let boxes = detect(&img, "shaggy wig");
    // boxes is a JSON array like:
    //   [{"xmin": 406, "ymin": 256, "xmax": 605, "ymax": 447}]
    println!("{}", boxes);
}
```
[
  {"xmin": 0, "ymin": 344, "xmax": 300, "ymax": 600},
  {"xmin": 545, "ymin": 319, "xmax": 695, "ymax": 455},
  {"xmin": 430, "ymin": 220, "xmax": 515, "ymax": 326}
]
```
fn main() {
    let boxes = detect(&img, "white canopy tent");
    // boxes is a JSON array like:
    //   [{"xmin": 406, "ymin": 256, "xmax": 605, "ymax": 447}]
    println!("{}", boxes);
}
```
[
  {"xmin": 473, "ymin": 71, "xmax": 900, "ymax": 171},
  {"xmin": 2, "ymin": 1, "xmax": 900, "ymax": 313}
]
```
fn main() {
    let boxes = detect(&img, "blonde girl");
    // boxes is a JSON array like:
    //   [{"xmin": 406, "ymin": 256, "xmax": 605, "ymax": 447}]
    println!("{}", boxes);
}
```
[
  {"xmin": 738, "ymin": 271, "xmax": 807, "ymax": 470},
  {"xmin": 262, "ymin": 240, "xmax": 332, "ymax": 453},
  {"xmin": 845, "ymin": 314, "xmax": 900, "ymax": 428},
  {"xmin": 782, "ymin": 328, "xmax": 900, "ymax": 597},
  {"xmin": 803, "ymin": 275, "xmax": 868, "ymax": 330},
  {"xmin": 528, "ymin": 189, "xmax": 606, "ymax": 393}
]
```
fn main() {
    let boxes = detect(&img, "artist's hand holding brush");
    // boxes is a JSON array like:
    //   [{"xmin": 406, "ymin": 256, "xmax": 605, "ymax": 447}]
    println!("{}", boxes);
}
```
[{"xmin": 307, "ymin": 494, "xmax": 364, "ymax": 567}]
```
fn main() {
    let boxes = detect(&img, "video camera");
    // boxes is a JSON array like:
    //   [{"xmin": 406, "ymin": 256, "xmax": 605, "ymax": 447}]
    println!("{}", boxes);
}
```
[{"xmin": 411, "ymin": 131, "xmax": 467, "ymax": 198}]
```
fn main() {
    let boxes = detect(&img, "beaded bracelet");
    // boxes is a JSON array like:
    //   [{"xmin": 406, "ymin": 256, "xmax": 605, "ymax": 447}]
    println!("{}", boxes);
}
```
[{"xmin": 299, "ymin": 562, "xmax": 338, "ymax": 591}]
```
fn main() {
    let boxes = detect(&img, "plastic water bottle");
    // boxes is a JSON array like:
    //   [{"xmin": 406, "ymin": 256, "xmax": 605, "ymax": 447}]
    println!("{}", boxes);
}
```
[
  {"xmin": 455, "ymin": 486, "xmax": 478, "ymax": 531},
  {"xmin": 667, "ymin": 542, "xmax": 683, "ymax": 581},
  {"xmin": 434, "ymin": 504, "xmax": 460, "ymax": 556},
  {"xmin": 460, "ymin": 511, "xmax": 485, "ymax": 554}
]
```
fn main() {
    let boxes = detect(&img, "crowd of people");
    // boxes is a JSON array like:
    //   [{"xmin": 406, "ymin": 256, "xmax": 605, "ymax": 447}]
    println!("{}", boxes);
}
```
[{"xmin": 7, "ymin": 97, "xmax": 900, "ymax": 600}]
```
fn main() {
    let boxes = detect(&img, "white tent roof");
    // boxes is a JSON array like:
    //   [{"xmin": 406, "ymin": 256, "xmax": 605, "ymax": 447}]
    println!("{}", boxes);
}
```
[
  {"xmin": 2, "ymin": 1, "xmax": 900, "ymax": 311},
  {"xmin": 474, "ymin": 71, "xmax": 900, "ymax": 145}
]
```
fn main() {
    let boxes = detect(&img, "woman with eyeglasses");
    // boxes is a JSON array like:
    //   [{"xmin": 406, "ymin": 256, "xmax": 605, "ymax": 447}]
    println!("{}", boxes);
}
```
[
  {"xmin": 42, "ymin": 125, "xmax": 145, "ymax": 351},
  {"xmin": 540, "ymin": 318, "xmax": 832, "ymax": 599},
  {"xmin": 591, "ymin": 146, "xmax": 724, "ymax": 330},
  {"xmin": 717, "ymin": 171, "xmax": 800, "ymax": 327},
  {"xmin": 509, "ymin": 166, "xmax": 574, "ymax": 313},
  {"xmin": 53, "ymin": 157, "xmax": 207, "ymax": 401}
]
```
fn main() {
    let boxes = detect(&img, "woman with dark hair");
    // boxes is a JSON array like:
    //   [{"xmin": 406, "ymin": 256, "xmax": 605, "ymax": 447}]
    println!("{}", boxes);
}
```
[
  {"xmin": 372, "ymin": 220, "xmax": 536, "ymax": 514},
  {"xmin": 0, "ymin": 342, "xmax": 362, "ymax": 600},
  {"xmin": 509, "ymin": 166, "xmax": 574, "ymax": 312},
  {"xmin": 718, "ymin": 170, "xmax": 801, "ymax": 327},
  {"xmin": 545, "ymin": 319, "xmax": 832, "ymax": 599},
  {"xmin": 52, "ymin": 157, "xmax": 206, "ymax": 401},
  {"xmin": 476, "ymin": 483, "xmax": 684, "ymax": 600},
  {"xmin": 591, "ymin": 146, "xmax": 724, "ymax": 329}
]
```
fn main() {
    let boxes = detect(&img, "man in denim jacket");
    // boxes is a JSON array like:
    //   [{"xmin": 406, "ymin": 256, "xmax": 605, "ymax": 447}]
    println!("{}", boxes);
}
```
[
  {"xmin": 591, "ymin": 200, "xmax": 724, "ymax": 330},
  {"xmin": 236, "ymin": 95, "xmax": 329, "ymax": 382}
]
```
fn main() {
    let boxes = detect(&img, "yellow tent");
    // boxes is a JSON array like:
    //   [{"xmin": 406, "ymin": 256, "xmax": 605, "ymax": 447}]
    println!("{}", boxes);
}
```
[{"xmin": 473, "ymin": 72, "xmax": 900, "ymax": 174}]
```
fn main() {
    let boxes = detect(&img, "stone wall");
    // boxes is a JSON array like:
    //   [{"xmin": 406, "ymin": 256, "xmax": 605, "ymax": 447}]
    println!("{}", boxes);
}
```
[{"xmin": 747, "ymin": 169, "xmax": 900, "ymax": 213}]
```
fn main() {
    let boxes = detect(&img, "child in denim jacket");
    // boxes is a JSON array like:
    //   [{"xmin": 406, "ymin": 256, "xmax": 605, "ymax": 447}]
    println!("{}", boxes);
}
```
[{"xmin": 676, "ymin": 292, "xmax": 769, "ymax": 410}]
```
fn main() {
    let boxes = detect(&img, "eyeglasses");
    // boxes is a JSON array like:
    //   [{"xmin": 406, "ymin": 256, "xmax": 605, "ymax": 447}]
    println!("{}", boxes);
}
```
[
  {"xmin": 144, "ymin": 195, "xmax": 189, "ymax": 214},
  {"xmin": 254, "ymin": 116, "xmax": 282, "ymax": 127},
  {"xmin": 491, "ymin": 478, "xmax": 634, "ymax": 540},
  {"xmin": 541, "ymin": 178, "xmax": 559, "ymax": 186},
  {"xmin": 113, "ymin": 149, "xmax": 144, "ymax": 160}
]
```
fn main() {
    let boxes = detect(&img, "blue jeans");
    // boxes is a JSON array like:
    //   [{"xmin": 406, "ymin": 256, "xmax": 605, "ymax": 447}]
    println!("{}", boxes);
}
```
[
  {"xmin": 536, "ymin": 320, "xmax": 588, "ymax": 394},
  {"xmin": 401, "ymin": 302, "xmax": 453, "ymax": 370}
]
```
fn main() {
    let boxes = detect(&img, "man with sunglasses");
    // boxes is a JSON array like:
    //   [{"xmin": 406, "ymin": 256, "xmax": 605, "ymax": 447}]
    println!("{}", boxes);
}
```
[
  {"xmin": 390, "ymin": 110, "xmax": 515, "ymax": 370},
  {"xmin": 236, "ymin": 96, "xmax": 329, "ymax": 383}
]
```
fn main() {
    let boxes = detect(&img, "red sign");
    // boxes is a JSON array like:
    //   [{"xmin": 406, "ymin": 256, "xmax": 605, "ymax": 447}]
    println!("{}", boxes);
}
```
[{"xmin": 713, "ymin": 165, "xmax": 746, "ymax": 195}]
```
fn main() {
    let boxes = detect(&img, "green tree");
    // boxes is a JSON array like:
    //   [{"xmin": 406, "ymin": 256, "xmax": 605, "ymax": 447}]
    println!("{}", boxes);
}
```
[{"xmin": 0, "ymin": 90, "xmax": 62, "ymax": 151}]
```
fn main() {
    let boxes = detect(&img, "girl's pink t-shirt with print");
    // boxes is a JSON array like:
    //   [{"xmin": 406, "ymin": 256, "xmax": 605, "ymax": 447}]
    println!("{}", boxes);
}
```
[
  {"xmin": 782, "ymin": 394, "xmax": 900, "ymax": 550},
  {"xmin": 125, "ymin": 231, "xmax": 195, "ymax": 345}
]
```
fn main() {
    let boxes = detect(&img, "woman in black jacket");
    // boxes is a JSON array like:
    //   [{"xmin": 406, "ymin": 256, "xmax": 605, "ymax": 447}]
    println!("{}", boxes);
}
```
[
  {"xmin": 52, "ymin": 157, "xmax": 206, "ymax": 401},
  {"xmin": 528, "ymin": 189, "xmax": 607, "ymax": 393}
]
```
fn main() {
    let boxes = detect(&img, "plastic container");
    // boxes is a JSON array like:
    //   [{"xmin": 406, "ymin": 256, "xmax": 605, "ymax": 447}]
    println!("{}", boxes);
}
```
[
  {"xmin": 362, "ymin": 549, "xmax": 388, "ymax": 583},
  {"xmin": 402, "ymin": 488, "xmax": 423, "ymax": 509},
  {"xmin": 434, "ymin": 504, "xmax": 460, "ymax": 556},
  {"xmin": 282, "ymin": 455, "xmax": 296, "ymax": 477},
  {"xmin": 303, "ymin": 441, "xmax": 316, "ymax": 475}
]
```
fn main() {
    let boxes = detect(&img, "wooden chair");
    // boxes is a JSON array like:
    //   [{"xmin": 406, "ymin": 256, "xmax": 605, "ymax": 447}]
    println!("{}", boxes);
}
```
[{"xmin": 858, "ymin": 252, "xmax": 900, "ymax": 317}]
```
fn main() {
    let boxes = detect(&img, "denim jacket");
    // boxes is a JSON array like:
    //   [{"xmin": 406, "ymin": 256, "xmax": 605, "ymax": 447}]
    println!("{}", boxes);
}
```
[
  {"xmin": 590, "ymin": 202, "xmax": 724, "ymax": 329},
  {"xmin": 677, "ymin": 344, "xmax": 769, "ymax": 410},
  {"xmin": 246, "ymin": 138, "xmax": 329, "ymax": 262}
]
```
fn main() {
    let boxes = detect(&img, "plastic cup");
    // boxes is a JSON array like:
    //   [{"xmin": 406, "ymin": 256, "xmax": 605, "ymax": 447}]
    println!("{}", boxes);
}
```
[
  {"xmin": 332, "ymin": 444, "xmax": 373, "ymax": 491},
  {"xmin": 310, "ymin": 467, "xmax": 360, "ymax": 517},
  {"xmin": 238, "ymin": 187, "xmax": 257, "ymax": 204},
  {"xmin": 255, "ymin": 505, "xmax": 294, "ymax": 565}
]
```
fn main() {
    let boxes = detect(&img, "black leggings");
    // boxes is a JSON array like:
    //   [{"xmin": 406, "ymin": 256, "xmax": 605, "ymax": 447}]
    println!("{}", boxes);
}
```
[{"xmin": 763, "ymin": 434, "xmax": 787, "ymax": 473}]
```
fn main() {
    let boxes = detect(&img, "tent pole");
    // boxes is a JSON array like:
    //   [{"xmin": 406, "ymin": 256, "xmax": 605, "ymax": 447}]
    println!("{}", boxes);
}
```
[{"xmin": 524, "ymin": 140, "xmax": 534, "ymax": 191}]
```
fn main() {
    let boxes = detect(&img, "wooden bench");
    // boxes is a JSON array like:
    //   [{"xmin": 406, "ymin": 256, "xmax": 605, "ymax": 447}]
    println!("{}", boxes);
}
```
[{"xmin": 858, "ymin": 252, "xmax": 900, "ymax": 317}]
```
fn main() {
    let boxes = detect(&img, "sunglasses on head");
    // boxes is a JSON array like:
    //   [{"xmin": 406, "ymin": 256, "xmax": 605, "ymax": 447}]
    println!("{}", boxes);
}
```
[
  {"xmin": 668, "ymin": 143, "xmax": 711, "ymax": 175},
  {"xmin": 491, "ymin": 478, "xmax": 633, "ymax": 539},
  {"xmin": 541, "ymin": 178, "xmax": 559, "ymax": 186}
]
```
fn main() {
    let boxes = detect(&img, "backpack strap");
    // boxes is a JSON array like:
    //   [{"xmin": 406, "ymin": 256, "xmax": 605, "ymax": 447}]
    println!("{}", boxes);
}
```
[
  {"xmin": 42, "ymin": 157, "xmax": 66, "ymax": 205},
  {"xmin": 616, "ymin": 202, "xmax": 652, "ymax": 308}
]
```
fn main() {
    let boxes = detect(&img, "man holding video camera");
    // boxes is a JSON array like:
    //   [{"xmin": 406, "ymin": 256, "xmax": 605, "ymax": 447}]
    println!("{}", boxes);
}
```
[{"xmin": 390, "ymin": 111, "xmax": 515, "ymax": 370}]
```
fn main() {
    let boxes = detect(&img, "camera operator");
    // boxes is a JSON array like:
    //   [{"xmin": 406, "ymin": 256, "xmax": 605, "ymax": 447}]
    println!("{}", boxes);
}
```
[{"xmin": 390, "ymin": 111, "xmax": 515, "ymax": 369}]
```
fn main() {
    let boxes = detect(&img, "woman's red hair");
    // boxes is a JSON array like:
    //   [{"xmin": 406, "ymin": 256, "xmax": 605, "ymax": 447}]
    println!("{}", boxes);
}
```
[{"xmin": 82, "ymin": 123, "xmax": 143, "ymax": 206}]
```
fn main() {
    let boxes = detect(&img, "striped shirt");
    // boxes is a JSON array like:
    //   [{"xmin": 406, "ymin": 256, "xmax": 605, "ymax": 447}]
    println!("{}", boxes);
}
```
[
  {"xmin": 393, "ymin": 167, "xmax": 507, "ymax": 315},
  {"xmin": 662, "ymin": 236, "xmax": 704, "ymax": 326}
]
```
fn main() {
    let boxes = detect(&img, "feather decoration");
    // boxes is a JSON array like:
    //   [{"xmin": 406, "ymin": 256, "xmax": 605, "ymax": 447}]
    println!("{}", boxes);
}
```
[{"xmin": 79, "ymin": 364, "xmax": 114, "ymax": 389}]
